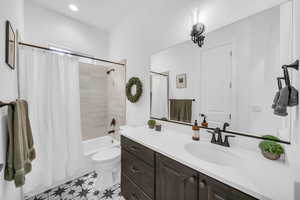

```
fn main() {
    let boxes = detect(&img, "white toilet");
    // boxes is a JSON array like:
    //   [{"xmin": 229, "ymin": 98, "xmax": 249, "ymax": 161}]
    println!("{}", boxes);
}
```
[{"xmin": 92, "ymin": 146, "xmax": 121, "ymax": 191}]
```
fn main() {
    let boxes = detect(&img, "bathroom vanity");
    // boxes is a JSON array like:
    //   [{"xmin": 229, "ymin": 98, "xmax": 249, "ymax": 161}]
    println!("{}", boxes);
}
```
[
  {"xmin": 120, "ymin": 126, "xmax": 294, "ymax": 200},
  {"xmin": 121, "ymin": 135, "xmax": 256, "ymax": 200}
]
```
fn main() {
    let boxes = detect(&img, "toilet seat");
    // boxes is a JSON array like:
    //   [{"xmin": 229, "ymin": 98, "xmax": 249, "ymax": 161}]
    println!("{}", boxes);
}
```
[{"xmin": 92, "ymin": 147, "xmax": 121, "ymax": 163}]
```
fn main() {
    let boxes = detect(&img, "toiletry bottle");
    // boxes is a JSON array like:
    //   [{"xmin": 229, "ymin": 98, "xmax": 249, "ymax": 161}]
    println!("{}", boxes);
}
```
[
  {"xmin": 192, "ymin": 120, "xmax": 200, "ymax": 141},
  {"xmin": 201, "ymin": 114, "xmax": 208, "ymax": 127}
]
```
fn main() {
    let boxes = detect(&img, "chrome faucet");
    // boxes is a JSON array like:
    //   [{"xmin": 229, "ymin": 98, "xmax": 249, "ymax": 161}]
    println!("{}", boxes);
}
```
[{"xmin": 207, "ymin": 123, "xmax": 235, "ymax": 147}]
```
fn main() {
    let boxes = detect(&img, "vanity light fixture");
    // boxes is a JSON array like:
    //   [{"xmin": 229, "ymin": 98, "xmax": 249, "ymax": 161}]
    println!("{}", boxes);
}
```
[
  {"xmin": 69, "ymin": 4, "xmax": 79, "ymax": 12},
  {"xmin": 190, "ymin": 9, "xmax": 205, "ymax": 47},
  {"xmin": 191, "ymin": 23, "xmax": 205, "ymax": 48}
]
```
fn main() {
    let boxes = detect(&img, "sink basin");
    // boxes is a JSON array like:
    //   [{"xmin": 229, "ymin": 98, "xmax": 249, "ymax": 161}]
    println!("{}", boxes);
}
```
[{"xmin": 184, "ymin": 142, "xmax": 239, "ymax": 166}]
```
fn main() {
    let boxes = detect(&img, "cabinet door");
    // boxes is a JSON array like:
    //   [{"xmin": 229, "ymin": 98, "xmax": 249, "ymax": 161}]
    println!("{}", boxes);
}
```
[
  {"xmin": 156, "ymin": 153, "xmax": 198, "ymax": 200},
  {"xmin": 199, "ymin": 173, "xmax": 233, "ymax": 200}
]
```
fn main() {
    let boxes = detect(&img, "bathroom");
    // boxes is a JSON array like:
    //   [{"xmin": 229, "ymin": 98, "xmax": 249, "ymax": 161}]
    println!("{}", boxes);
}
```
[{"xmin": 1, "ymin": 0, "xmax": 300, "ymax": 200}]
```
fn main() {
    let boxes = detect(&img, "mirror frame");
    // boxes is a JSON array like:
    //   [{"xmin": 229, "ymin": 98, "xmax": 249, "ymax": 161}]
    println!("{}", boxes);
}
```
[{"xmin": 150, "ymin": 116, "xmax": 291, "ymax": 145}]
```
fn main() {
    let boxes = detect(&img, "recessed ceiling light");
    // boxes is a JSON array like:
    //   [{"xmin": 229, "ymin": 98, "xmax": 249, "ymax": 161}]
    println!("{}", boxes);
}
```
[{"xmin": 69, "ymin": 4, "xmax": 79, "ymax": 12}]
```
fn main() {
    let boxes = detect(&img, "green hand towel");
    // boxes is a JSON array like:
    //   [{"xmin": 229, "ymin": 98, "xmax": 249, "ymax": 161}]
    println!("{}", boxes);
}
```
[
  {"xmin": 4, "ymin": 100, "xmax": 35, "ymax": 187},
  {"xmin": 170, "ymin": 100, "xmax": 192, "ymax": 123}
]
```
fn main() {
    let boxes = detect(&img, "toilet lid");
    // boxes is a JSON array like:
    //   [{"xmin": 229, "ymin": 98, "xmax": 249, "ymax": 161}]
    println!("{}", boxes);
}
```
[{"xmin": 92, "ymin": 147, "xmax": 121, "ymax": 162}]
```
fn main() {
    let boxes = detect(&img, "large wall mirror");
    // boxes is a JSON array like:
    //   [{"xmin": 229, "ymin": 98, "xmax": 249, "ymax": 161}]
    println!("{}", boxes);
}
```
[{"xmin": 150, "ymin": 2, "xmax": 294, "ymax": 143}]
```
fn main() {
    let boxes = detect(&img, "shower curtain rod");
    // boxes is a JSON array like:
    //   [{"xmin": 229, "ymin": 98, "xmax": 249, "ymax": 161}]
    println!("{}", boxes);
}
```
[{"xmin": 18, "ymin": 42, "xmax": 126, "ymax": 66}]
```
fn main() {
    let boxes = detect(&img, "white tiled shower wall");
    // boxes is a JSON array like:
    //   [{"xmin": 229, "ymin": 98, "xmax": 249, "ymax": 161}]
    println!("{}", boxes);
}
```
[{"xmin": 79, "ymin": 63, "xmax": 126, "ymax": 141}]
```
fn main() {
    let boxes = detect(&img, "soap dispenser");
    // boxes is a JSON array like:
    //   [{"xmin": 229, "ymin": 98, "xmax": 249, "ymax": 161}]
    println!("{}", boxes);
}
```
[
  {"xmin": 192, "ymin": 120, "xmax": 200, "ymax": 141},
  {"xmin": 201, "ymin": 114, "xmax": 208, "ymax": 127}
]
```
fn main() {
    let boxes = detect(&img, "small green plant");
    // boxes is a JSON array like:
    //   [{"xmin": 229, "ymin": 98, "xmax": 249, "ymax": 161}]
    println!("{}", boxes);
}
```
[
  {"xmin": 259, "ymin": 135, "xmax": 284, "ymax": 155},
  {"xmin": 147, "ymin": 120, "xmax": 156, "ymax": 127}
]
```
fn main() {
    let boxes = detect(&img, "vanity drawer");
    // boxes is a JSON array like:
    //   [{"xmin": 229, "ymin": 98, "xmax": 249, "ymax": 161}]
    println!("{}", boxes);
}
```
[
  {"xmin": 121, "ymin": 136, "xmax": 154, "ymax": 166},
  {"xmin": 198, "ymin": 172, "xmax": 257, "ymax": 200},
  {"xmin": 121, "ymin": 174, "xmax": 152, "ymax": 200},
  {"xmin": 121, "ymin": 149, "xmax": 154, "ymax": 199}
]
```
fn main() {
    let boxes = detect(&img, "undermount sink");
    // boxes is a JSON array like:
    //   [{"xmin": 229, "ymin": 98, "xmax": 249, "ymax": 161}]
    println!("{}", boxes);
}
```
[{"xmin": 184, "ymin": 142, "xmax": 240, "ymax": 166}]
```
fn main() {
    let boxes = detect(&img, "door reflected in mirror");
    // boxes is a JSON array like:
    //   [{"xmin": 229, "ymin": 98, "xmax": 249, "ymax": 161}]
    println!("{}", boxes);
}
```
[{"xmin": 150, "ymin": 2, "xmax": 294, "ymax": 142}]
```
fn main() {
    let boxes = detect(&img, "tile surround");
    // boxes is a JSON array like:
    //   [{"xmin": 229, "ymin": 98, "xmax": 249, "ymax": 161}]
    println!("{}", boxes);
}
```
[
  {"xmin": 79, "ymin": 63, "xmax": 126, "ymax": 141},
  {"xmin": 79, "ymin": 63, "xmax": 108, "ymax": 140}
]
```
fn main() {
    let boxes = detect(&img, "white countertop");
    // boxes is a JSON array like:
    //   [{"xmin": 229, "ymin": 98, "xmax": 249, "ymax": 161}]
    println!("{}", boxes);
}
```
[{"xmin": 120, "ymin": 125, "xmax": 294, "ymax": 200}]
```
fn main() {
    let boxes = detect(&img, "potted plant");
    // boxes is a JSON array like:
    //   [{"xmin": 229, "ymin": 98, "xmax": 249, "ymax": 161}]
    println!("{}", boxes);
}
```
[
  {"xmin": 147, "ymin": 120, "xmax": 156, "ymax": 129},
  {"xmin": 259, "ymin": 135, "xmax": 284, "ymax": 160}
]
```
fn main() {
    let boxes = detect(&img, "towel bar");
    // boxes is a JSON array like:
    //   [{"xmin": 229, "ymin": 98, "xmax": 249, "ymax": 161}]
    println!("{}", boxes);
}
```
[{"xmin": 169, "ymin": 99, "xmax": 196, "ymax": 101}]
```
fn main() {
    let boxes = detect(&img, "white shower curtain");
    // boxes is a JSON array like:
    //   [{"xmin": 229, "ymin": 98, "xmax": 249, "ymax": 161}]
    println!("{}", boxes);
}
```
[{"xmin": 19, "ymin": 46, "xmax": 85, "ymax": 194}]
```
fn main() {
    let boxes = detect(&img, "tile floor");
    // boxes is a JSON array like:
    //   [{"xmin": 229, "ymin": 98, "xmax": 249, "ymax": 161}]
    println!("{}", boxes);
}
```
[{"xmin": 25, "ymin": 171, "xmax": 122, "ymax": 200}]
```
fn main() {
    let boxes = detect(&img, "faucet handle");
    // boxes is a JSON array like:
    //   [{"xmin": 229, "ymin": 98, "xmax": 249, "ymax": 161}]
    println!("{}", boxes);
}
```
[
  {"xmin": 207, "ymin": 130, "xmax": 217, "ymax": 144},
  {"xmin": 223, "ymin": 135, "xmax": 236, "ymax": 147},
  {"xmin": 222, "ymin": 122, "xmax": 230, "ymax": 132}
]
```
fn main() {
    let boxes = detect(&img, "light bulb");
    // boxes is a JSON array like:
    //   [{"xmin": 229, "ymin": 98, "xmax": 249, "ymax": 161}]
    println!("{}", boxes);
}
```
[{"xmin": 69, "ymin": 4, "xmax": 79, "ymax": 12}]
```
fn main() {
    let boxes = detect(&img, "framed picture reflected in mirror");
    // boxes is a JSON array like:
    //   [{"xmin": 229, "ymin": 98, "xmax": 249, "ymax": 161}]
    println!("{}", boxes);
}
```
[
  {"xmin": 5, "ymin": 21, "xmax": 15, "ymax": 70},
  {"xmin": 176, "ymin": 73, "xmax": 187, "ymax": 88}
]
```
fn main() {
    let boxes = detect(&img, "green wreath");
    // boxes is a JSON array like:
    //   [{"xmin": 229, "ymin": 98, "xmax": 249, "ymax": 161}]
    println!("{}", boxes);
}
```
[{"xmin": 126, "ymin": 77, "xmax": 143, "ymax": 103}]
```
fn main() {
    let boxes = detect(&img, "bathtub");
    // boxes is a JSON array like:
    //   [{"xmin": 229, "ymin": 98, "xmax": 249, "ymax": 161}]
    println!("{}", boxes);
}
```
[{"xmin": 83, "ymin": 135, "xmax": 120, "ymax": 156}]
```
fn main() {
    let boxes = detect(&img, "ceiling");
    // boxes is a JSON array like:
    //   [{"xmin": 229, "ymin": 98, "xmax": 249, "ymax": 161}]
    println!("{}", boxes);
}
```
[{"xmin": 27, "ymin": 0, "xmax": 144, "ymax": 32}]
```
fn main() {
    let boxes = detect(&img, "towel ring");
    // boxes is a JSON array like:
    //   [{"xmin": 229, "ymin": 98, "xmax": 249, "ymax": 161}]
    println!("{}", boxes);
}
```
[{"xmin": 282, "ymin": 60, "xmax": 299, "ymax": 87}]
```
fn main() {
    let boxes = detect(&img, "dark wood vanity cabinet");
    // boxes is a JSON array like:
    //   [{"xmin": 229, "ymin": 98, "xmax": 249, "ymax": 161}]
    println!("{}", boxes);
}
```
[
  {"xmin": 121, "ymin": 136, "xmax": 155, "ymax": 200},
  {"xmin": 121, "ymin": 136, "xmax": 257, "ymax": 200},
  {"xmin": 156, "ymin": 153, "xmax": 198, "ymax": 200}
]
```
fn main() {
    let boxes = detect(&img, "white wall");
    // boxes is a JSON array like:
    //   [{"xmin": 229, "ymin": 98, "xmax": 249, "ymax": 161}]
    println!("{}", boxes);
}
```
[
  {"xmin": 109, "ymin": 0, "xmax": 289, "ymax": 126},
  {"xmin": 24, "ymin": 1, "xmax": 109, "ymax": 59},
  {"xmin": 0, "ymin": 0, "xmax": 24, "ymax": 199}
]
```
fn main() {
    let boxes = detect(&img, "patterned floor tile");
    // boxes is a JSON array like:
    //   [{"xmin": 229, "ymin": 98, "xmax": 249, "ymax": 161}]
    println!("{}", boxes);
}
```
[{"xmin": 25, "ymin": 171, "xmax": 121, "ymax": 200}]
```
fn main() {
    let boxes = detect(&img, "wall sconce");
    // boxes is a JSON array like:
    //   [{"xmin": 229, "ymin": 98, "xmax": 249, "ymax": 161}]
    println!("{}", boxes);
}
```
[
  {"xmin": 191, "ymin": 23, "xmax": 205, "ymax": 47},
  {"xmin": 190, "ymin": 9, "xmax": 205, "ymax": 47}
]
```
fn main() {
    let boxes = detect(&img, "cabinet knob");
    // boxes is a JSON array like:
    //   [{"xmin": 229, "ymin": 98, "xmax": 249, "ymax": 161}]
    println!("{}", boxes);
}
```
[
  {"xmin": 188, "ymin": 175, "xmax": 197, "ymax": 183},
  {"xmin": 130, "ymin": 166, "xmax": 139, "ymax": 173},
  {"xmin": 199, "ymin": 180, "xmax": 207, "ymax": 188}
]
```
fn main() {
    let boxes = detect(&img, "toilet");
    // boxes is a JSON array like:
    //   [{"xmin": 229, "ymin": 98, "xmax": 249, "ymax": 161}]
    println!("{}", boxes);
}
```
[{"xmin": 92, "ymin": 146, "xmax": 121, "ymax": 191}]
